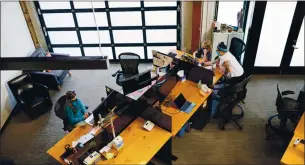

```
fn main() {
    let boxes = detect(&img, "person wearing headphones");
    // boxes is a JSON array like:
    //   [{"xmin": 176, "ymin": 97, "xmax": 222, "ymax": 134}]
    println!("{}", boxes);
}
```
[{"xmin": 65, "ymin": 91, "xmax": 89, "ymax": 126}]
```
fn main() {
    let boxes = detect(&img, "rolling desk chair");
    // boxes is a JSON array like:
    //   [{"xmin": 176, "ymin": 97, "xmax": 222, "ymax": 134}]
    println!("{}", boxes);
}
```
[
  {"xmin": 216, "ymin": 76, "xmax": 251, "ymax": 130},
  {"xmin": 112, "ymin": 52, "xmax": 140, "ymax": 86},
  {"xmin": 266, "ymin": 82, "xmax": 302, "ymax": 141},
  {"xmin": 229, "ymin": 37, "xmax": 246, "ymax": 64}
]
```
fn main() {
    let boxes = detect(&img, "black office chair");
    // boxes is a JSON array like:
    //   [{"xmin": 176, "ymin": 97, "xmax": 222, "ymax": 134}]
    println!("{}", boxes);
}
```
[
  {"xmin": 229, "ymin": 37, "xmax": 246, "ymax": 64},
  {"xmin": 7, "ymin": 73, "xmax": 53, "ymax": 120},
  {"xmin": 112, "ymin": 52, "xmax": 141, "ymax": 86},
  {"xmin": 216, "ymin": 76, "xmax": 251, "ymax": 130},
  {"xmin": 265, "ymin": 82, "xmax": 302, "ymax": 140},
  {"xmin": 54, "ymin": 95, "xmax": 90, "ymax": 132}
]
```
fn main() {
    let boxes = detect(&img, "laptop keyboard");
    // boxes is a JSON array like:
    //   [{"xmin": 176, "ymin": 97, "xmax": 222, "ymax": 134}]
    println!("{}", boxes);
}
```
[{"xmin": 180, "ymin": 102, "xmax": 195, "ymax": 114}]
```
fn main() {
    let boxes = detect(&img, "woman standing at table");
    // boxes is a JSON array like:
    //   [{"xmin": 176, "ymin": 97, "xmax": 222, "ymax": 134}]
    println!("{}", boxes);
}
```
[{"xmin": 193, "ymin": 40, "xmax": 213, "ymax": 66}]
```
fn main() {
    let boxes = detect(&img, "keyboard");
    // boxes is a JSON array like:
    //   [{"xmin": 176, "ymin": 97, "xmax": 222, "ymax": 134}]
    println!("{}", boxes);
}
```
[
  {"xmin": 180, "ymin": 102, "xmax": 195, "ymax": 114},
  {"xmin": 85, "ymin": 114, "xmax": 94, "ymax": 126}
]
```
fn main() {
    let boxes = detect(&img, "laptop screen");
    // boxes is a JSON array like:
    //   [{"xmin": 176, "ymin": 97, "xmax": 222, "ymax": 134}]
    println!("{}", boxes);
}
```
[{"xmin": 174, "ymin": 93, "xmax": 186, "ymax": 109}]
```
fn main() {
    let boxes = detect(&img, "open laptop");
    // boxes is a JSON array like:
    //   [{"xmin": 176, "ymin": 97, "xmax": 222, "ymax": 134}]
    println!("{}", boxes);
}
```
[{"xmin": 173, "ymin": 93, "xmax": 195, "ymax": 114}]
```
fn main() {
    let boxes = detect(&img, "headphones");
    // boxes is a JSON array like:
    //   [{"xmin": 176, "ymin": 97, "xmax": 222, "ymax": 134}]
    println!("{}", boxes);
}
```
[{"xmin": 66, "ymin": 91, "xmax": 76, "ymax": 101}]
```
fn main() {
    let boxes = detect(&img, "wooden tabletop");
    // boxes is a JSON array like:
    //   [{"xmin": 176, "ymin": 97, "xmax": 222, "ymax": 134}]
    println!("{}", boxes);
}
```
[
  {"xmin": 160, "ymin": 80, "xmax": 212, "ymax": 136},
  {"xmin": 281, "ymin": 113, "xmax": 304, "ymax": 165},
  {"xmin": 98, "ymin": 117, "xmax": 171, "ymax": 164},
  {"xmin": 47, "ymin": 124, "xmax": 93, "ymax": 164},
  {"xmin": 47, "ymin": 117, "xmax": 171, "ymax": 164}
]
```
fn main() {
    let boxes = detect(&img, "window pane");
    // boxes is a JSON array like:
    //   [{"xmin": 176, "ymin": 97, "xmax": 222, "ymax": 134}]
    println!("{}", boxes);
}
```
[
  {"xmin": 241, "ymin": 1, "xmax": 255, "ymax": 64},
  {"xmin": 76, "ymin": 12, "xmax": 108, "ymax": 27},
  {"xmin": 146, "ymin": 29, "xmax": 176, "ymax": 43},
  {"xmin": 290, "ymin": 20, "xmax": 304, "ymax": 66},
  {"xmin": 80, "ymin": 31, "xmax": 111, "ymax": 44},
  {"xmin": 43, "ymin": 13, "xmax": 75, "ymax": 27},
  {"xmin": 110, "ymin": 12, "xmax": 142, "ymax": 26},
  {"xmin": 147, "ymin": 46, "xmax": 177, "ymax": 59},
  {"xmin": 84, "ymin": 47, "xmax": 113, "ymax": 59},
  {"xmin": 255, "ymin": 2, "xmax": 297, "ymax": 67},
  {"xmin": 113, "ymin": 30, "xmax": 143, "ymax": 43},
  {"xmin": 217, "ymin": 2, "xmax": 244, "ymax": 27},
  {"xmin": 53, "ymin": 48, "xmax": 82, "ymax": 56},
  {"xmin": 39, "ymin": 2, "xmax": 71, "ymax": 10},
  {"xmin": 145, "ymin": 11, "xmax": 176, "ymax": 26},
  {"xmin": 73, "ymin": 2, "xmax": 105, "ymax": 9},
  {"xmin": 115, "ymin": 47, "xmax": 144, "ymax": 59},
  {"xmin": 144, "ymin": 2, "xmax": 177, "ymax": 7},
  {"xmin": 108, "ymin": 2, "xmax": 140, "ymax": 8},
  {"xmin": 48, "ymin": 31, "xmax": 79, "ymax": 44}
]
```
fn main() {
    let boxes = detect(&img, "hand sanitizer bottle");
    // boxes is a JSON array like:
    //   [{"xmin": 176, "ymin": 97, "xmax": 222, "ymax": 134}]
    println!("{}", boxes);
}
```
[{"xmin": 198, "ymin": 80, "xmax": 202, "ymax": 89}]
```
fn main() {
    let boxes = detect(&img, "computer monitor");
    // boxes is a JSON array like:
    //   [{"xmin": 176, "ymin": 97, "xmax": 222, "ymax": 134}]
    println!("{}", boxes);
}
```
[
  {"xmin": 155, "ymin": 66, "xmax": 179, "ymax": 103},
  {"xmin": 93, "ymin": 90, "xmax": 118, "ymax": 123},
  {"xmin": 121, "ymin": 70, "xmax": 157, "ymax": 95},
  {"xmin": 93, "ymin": 88, "xmax": 134, "ymax": 124},
  {"xmin": 178, "ymin": 60, "xmax": 214, "ymax": 86},
  {"xmin": 152, "ymin": 50, "xmax": 173, "ymax": 68}
]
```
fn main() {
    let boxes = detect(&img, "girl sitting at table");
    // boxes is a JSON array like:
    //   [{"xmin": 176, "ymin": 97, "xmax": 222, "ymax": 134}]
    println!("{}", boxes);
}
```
[
  {"xmin": 65, "ymin": 91, "xmax": 89, "ymax": 126},
  {"xmin": 193, "ymin": 40, "xmax": 213, "ymax": 66}
]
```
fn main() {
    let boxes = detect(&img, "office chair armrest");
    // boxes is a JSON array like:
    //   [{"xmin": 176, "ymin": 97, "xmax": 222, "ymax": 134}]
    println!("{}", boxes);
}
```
[
  {"xmin": 282, "ymin": 90, "xmax": 295, "ymax": 96},
  {"xmin": 112, "ymin": 70, "xmax": 121, "ymax": 77},
  {"xmin": 34, "ymin": 83, "xmax": 50, "ymax": 97},
  {"xmin": 286, "ymin": 109, "xmax": 299, "ymax": 112}
]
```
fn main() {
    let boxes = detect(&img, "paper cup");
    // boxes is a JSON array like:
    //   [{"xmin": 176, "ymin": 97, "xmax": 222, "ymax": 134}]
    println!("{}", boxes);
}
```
[{"xmin": 177, "ymin": 70, "xmax": 186, "ymax": 82}]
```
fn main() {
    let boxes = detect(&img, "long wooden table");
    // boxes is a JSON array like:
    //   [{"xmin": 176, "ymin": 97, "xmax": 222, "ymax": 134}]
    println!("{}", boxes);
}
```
[
  {"xmin": 47, "ymin": 117, "xmax": 171, "ymax": 164},
  {"xmin": 155, "ymin": 50, "xmax": 223, "ymax": 136},
  {"xmin": 281, "ymin": 113, "xmax": 305, "ymax": 165},
  {"xmin": 48, "ymin": 49, "xmax": 223, "ymax": 164}
]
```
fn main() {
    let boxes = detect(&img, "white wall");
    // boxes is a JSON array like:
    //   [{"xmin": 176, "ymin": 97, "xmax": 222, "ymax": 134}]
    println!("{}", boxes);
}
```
[
  {"xmin": 181, "ymin": 2, "xmax": 193, "ymax": 52},
  {"xmin": 1, "ymin": 2, "xmax": 35, "ymax": 129}
]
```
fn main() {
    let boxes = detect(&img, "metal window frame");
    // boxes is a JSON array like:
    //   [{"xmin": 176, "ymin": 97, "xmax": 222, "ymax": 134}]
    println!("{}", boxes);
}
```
[
  {"xmin": 243, "ymin": 1, "xmax": 305, "ymax": 75},
  {"xmin": 34, "ymin": 1, "xmax": 181, "ymax": 62}
]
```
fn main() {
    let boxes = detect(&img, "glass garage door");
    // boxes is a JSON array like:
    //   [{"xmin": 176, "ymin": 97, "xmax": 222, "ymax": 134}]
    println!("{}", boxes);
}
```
[{"xmin": 34, "ymin": 1, "xmax": 181, "ymax": 62}]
